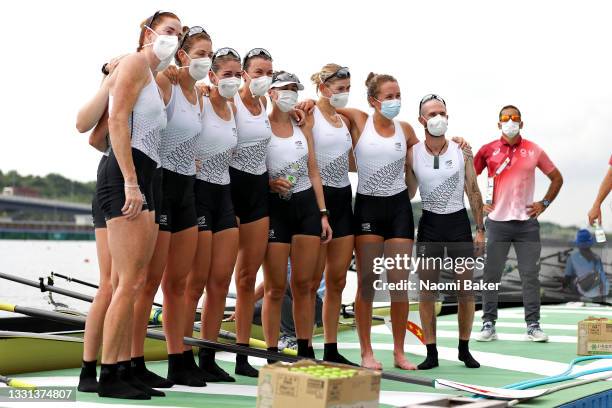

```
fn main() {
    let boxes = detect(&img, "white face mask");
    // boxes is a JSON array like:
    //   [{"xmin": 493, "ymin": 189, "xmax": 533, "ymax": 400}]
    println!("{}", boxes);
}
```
[
  {"xmin": 275, "ymin": 90, "xmax": 298, "ymax": 112},
  {"xmin": 325, "ymin": 87, "xmax": 349, "ymax": 109},
  {"xmin": 214, "ymin": 75, "xmax": 241, "ymax": 99},
  {"xmin": 248, "ymin": 74, "xmax": 273, "ymax": 97},
  {"xmin": 183, "ymin": 55, "xmax": 211, "ymax": 81},
  {"xmin": 143, "ymin": 26, "xmax": 179, "ymax": 62},
  {"xmin": 501, "ymin": 120, "xmax": 520, "ymax": 138},
  {"xmin": 426, "ymin": 114, "xmax": 448, "ymax": 137}
]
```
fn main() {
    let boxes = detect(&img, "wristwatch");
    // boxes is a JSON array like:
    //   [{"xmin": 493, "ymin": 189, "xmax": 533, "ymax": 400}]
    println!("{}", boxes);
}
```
[
  {"xmin": 542, "ymin": 199, "xmax": 551, "ymax": 208},
  {"xmin": 320, "ymin": 209, "xmax": 329, "ymax": 217},
  {"xmin": 476, "ymin": 225, "xmax": 486, "ymax": 232}
]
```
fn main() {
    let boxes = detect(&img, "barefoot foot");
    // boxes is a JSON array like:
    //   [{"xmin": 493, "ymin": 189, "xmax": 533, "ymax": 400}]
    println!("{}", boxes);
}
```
[
  {"xmin": 361, "ymin": 354, "xmax": 383, "ymax": 370},
  {"xmin": 393, "ymin": 354, "xmax": 417, "ymax": 370}
]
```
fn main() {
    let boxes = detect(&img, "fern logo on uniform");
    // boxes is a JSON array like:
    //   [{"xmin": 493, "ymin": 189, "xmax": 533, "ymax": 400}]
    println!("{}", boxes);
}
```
[
  {"xmin": 268, "ymin": 229, "xmax": 275, "ymax": 239},
  {"xmin": 362, "ymin": 223, "xmax": 371, "ymax": 232},
  {"xmin": 198, "ymin": 216, "xmax": 207, "ymax": 228}
]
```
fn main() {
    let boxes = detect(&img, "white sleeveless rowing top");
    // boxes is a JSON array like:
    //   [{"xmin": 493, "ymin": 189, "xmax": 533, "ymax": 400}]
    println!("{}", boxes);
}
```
[
  {"xmin": 196, "ymin": 97, "xmax": 238, "ymax": 185},
  {"xmin": 109, "ymin": 73, "xmax": 167, "ymax": 164},
  {"xmin": 229, "ymin": 94, "xmax": 272, "ymax": 175},
  {"xmin": 312, "ymin": 107, "xmax": 352, "ymax": 188},
  {"xmin": 354, "ymin": 116, "xmax": 407, "ymax": 196},
  {"xmin": 412, "ymin": 140, "xmax": 465, "ymax": 214},
  {"xmin": 266, "ymin": 121, "xmax": 312, "ymax": 194},
  {"xmin": 158, "ymin": 85, "xmax": 201, "ymax": 176}
]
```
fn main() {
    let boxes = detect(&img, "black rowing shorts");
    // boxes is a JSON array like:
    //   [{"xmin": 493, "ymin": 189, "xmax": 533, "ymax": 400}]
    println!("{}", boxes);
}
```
[
  {"xmin": 229, "ymin": 167, "xmax": 269, "ymax": 224},
  {"xmin": 97, "ymin": 148, "xmax": 156, "ymax": 221},
  {"xmin": 157, "ymin": 169, "xmax": 197, "ymax": 233},
  {"xmin": 323, "ymin": 185, "xmax": 354, "ymax": 239},
  {"xmin": 268, "ymin": 188, "xmax": 322, "ymax": 244},
  {"xmin": 353, "ymin": 190, "xmax": 414, "ymax": 240},
  {"xmin": 195, "ymin": 180, "xmax": 238, "ymax": 233}
]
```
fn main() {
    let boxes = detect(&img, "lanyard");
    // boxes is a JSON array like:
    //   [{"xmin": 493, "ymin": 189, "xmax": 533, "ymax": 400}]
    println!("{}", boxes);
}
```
[{"xmin": 486, "ymin": 152, "xmax": 512, "ymax": 205}]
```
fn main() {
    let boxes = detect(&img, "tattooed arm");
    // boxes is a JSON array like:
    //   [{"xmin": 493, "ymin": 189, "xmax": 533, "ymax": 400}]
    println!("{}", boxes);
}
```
[{"xmin": 464, "ymin": 151, "xmax": 485, "ymax": 253}]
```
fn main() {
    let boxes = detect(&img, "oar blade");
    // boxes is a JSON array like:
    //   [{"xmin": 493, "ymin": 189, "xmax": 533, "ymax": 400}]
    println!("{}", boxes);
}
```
[{"xmin": 434, "ymin": 379, "xmax": 548, "ymax": 400}]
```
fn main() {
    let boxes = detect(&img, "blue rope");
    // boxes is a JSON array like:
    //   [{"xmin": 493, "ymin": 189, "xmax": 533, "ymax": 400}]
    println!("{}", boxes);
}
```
[{"xmin": 504, "ymin": 355, "xmax": 612, "ymax": 390}]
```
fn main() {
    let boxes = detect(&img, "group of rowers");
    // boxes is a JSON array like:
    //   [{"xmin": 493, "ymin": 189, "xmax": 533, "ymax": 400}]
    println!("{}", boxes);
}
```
[{"xmin": 74, "ymin": 10, "xmax": 575, "ymax": 400}]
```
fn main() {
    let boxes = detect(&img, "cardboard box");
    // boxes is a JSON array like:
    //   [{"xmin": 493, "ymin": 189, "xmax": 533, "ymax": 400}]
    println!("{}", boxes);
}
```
[
  {"xmin": 256, "ymin": 360, "xmax": 381, "ymax": 408},
  {"xmin": 577, "ymin": 317, "xmax": 612, "ymax": 355}
]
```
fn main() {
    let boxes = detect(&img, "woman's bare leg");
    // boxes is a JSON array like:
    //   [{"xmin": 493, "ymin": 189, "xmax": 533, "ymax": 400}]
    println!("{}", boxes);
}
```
[
  {"xmin": 161, "ymin": 226, "xmax": 198, "ymax": 354},
  {"xmin": 233, "ymin": 217, "xmax": 269, "ymax": 375},
  {"xmin": 321, "ymin": 235, "xmax": 356, "ymax": 364},
  {"xmin": 262, "ymin": 243, "xmax": 290, "ymax": 348},
  {"xmin": 199, "ymin": 227, "xmax": 239, "ymax": 381},
  {"xmin": 290, "ymin": 235, "xmax": 321, "ymax": 356},
  {"xmin": 355, "ymin": 234, "xmax": 383, "ymax": 370}
]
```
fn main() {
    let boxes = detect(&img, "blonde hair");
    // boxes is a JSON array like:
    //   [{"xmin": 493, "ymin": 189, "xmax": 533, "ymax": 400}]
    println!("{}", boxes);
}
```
[
  {"xmin": 310, "ymin": 63, "xmax": 344, "ymax": 88},
  {"xmin": 365, "ymin": 72, "xmax": 397, "ymax": 107}
]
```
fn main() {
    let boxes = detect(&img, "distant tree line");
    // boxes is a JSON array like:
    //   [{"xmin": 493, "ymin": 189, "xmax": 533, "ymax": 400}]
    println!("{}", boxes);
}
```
[{"xmin": 0, "ymin": 169, "xmax": 95, "ymax": 204}]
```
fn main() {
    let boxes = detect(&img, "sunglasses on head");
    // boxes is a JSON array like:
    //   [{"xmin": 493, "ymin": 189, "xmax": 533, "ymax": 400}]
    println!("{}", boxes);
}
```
[
  {"xmin": 145, "ymin": 10, "xmax": 162, "ymax": 28},
  {"xmin": 323, "ymin": 67, "xmax": 350, "ymax": 83},
  {"xmin": 273, "ymin": 71, "xmax": 300, "ymax": 84},
  {"xmin": 245, "ymin": 48, "xmax": 272, "ymax": 61},
  {"xmin": 500, "ymin": 114, "xmax": 521, "ymax": 122},
  {"xmin": 212, "ymin": 47, "xmax": 241, "ymax": 62},
  {"xmin": 419, "ymin": 94, "xmax": 446, "ymax": 113},
  {"xmin": 180, "ymin": 26, "xmax": 208, "ymax": 49}
]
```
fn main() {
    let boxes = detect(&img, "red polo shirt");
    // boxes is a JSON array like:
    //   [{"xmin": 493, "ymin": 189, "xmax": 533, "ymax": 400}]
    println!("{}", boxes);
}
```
[{"xmin": 474, "ymin": 136, "xmax": 556, "ymax": 221}]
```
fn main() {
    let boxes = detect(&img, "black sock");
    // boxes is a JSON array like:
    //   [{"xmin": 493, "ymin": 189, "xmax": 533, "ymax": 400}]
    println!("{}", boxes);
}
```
[
  {"xmin": 267, "ymin": 347, "xmax": 279, "ymax": 365},
  {"xmin": 198, "ymin": 348, "xmax": 235, "ymax": 382},
  {"xmin": 234, "ymin": 343, "xmax": 259, "ymax": 377},
  {"xmin": 183, "ymin": 350, "xmax": 199, "ymax": 370},
  {"xmin": 117, "ymin": 360, "xmax": 165, "ymax": 397},
  {"xmin": 168, "ymin": 353, "xmax": 206, "ymax": 387},
  {"xmin": 458, "ymin": 339, "xmax": 480, "ymax": 368},
  {"xmin": 131, "ymin": 356, "xmax": 174, "ymax": 388},
  {"xmin": 78, "ymin": 360, "xmax": 98, "ymax": 392},
  {"xmin": 417, "ymin": 343, "xmax": 439, "ymax": 370},
  {"xmin": 297, "ymin": 339, "xmax": 309, "ymax": 358},
  {"xmin": 308, "ymin": 346, "xmax": 315, "ymax": 359},
  {"xmin": 97, "ymin": 363, "xmax": 150, "ymax": 400},
  {"xmin": 323, "ymin": 343, "xmax": 358, "ymax": 366}
]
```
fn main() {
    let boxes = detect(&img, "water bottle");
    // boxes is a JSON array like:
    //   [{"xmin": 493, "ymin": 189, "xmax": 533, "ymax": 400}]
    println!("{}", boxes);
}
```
[
  {"xmin": 593, "ymin": 222, "xmax": 607, "ymax": 243},
  {"xmin": 280, "ymin": 165, "xmax": 298, "ymax": 200}
]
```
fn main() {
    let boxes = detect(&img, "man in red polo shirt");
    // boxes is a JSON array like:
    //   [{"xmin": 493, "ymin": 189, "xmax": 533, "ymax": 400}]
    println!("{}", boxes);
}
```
[{"xmin": 473, "ymin": 105, "xmax": 563, "ymax": 342}]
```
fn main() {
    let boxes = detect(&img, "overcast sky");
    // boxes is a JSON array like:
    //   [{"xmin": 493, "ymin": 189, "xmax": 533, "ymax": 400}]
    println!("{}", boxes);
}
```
[{"xmin": 1, "ymin": 0, "xmax": 610, "ymax": 228}]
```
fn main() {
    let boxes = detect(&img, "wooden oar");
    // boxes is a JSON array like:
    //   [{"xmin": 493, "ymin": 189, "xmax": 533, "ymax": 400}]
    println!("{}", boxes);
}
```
[
  {"xmin": 50, "ymin": 272, "xmax": 163, "ymax": 308},
  {"xmin": 0, "ymin": 374, "xmax": 36, "ymax": 389}
]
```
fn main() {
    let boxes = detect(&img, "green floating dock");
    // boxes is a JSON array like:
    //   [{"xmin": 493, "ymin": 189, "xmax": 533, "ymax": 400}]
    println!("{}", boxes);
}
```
[{"xmin": 6, "ymin": 305, "xmax": 612, "ymax": 407}]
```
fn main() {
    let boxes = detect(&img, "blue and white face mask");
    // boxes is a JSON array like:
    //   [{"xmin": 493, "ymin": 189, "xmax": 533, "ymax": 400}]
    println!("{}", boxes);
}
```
[{"xmin": 376, "ymin": 98, "xmax": 401, "ymax": 119}]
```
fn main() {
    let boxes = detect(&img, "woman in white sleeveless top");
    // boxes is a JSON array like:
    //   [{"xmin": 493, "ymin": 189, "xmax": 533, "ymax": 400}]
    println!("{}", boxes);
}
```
[
  {"xmin": 306, "ymin": 64, "xmax": 358, "ymax": 366},
  {"xmin": 185, "ymin": 47, "xmax": 241, "ymax": 383},
  {"xmin": 95, "ymin": 11, "xmax": 182, "ymax": 399},
  {"xmin": 230, "ymin": 48, "xmax": 274, "ymax": 377},
  {"xmin": 263, "ymin": 71, "xmax": 332, "ymax": 359},
  {"xmin": 334, "ymin": 72, "xmax": 419, "ymax": 371},
  {"xmin": 132, "ymin": 27, "xmax": 213, "ymax": 388}
]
